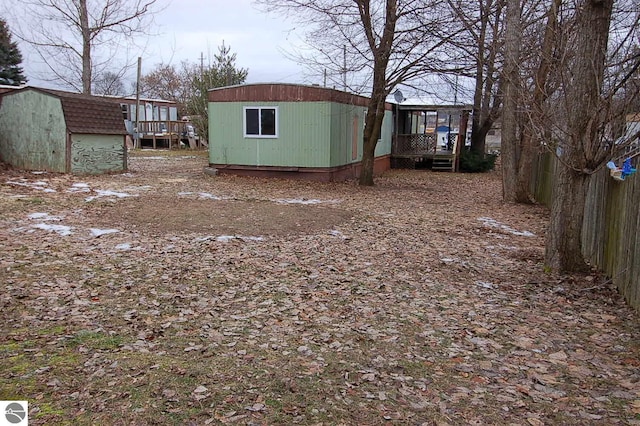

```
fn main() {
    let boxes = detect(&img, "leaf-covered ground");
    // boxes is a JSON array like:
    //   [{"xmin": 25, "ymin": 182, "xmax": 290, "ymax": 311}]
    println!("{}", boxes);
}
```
[{"xmin": 1, "ymin": 150, "xmax": 639, "ymax": 425}]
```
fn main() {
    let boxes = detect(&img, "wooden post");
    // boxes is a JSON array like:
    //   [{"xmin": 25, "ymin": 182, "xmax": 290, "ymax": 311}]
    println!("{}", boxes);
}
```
[
  {"xmin": 455, "ymin": 110, "xmax": 469, "ymax": 172},
  {"xmin": 135, "ymin": 57, "xmax": 142, "ymax": 149}
]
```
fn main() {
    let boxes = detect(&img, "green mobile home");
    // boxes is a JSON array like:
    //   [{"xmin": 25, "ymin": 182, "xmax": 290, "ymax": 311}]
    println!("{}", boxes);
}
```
[
  {"xmin": 0, "ymin": 87, "xmax": 128, "ymax": 174},
  {"xmin": 207, "ymin": 83, "xmax": 392, "ymax": 181}
]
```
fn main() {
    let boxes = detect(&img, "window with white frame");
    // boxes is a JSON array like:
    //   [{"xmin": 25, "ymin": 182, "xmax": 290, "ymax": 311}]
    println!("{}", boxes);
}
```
[{"xmin": 244, "ymin": 106, "xmax": 278, "ymax": 138}]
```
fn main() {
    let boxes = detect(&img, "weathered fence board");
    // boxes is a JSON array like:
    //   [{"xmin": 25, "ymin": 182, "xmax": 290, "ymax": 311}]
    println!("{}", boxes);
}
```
[{"xmin": 532, "ymin": 153, "xmax": 640, "ymax": 310}]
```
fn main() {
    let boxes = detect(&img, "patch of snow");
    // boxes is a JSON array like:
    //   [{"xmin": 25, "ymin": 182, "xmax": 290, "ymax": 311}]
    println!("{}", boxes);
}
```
[
  {"xmin": 90, "ymin": 228, "xmax": 120, "ymax": 237},
  {"xmin": 198, "ymin": 192, "xmax": 225, "ymax": 200},
  {"xmin": 194, "ymin": 236, "xmax": 212, "ymax": 242},
  {"xmin": 28, "ymin": 212, "xmax": 62, "ymax": 221},
  {"xmin": 85, "ymin": 190, "xmax": 135, "ymax": 202},
  {"xmin": 179, "ymin": 192, "xmax": 225, "ymax": 200},
  {"xmin": 485, "ymin": 244, "xmax": 518, "ymax": 251},
  {"xmin": 32, "ymin": 223, "xmax": 73, "ymax": 236},
  {"xmin": 216, "ymin": 235, "xmax": 264, "ymax": 243},
  {"xmin": 137, "ymin": 156, "xmax": 166, "ymax": 160},
  {"xmin": 66, "ymin": 183, "xmax": 91, "ymax": 193},
  {"xmin": 6, "ymin": 179, "xmax": 57, "ymax": 192},
  {"xmin": 115, "ymin": 243, "xmax": 132, "ymax": 250},
  {"xmin": 329, "ymin": 230, "xmax": 349, "ymax": 239},
  {"xmin": 475, "ymin": 281, "xmax": 496, "ymax": 289},
  {"xmin": 477, "ymin": 217, "xmax": 535, "ymax": 237},
  {"xmin": 273, "ymin": 198, "xmax": 339, "ymax": 205},
  {"xmin": 31, "ymin": 171, "xmax": 47, "ymax": 175}
]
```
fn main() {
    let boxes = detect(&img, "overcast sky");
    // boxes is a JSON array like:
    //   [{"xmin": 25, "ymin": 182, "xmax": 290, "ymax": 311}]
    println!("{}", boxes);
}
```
[
  {"xmin": 1, "ymin": 0, "xmax": 465, "ymax": 103},
  {"xmin": 2, "ymin": 0, "xmax": 309, "ymax": 91},
  {"xmin": 146, "ymin": 0, "xmax": 307, "ymax": 84}
]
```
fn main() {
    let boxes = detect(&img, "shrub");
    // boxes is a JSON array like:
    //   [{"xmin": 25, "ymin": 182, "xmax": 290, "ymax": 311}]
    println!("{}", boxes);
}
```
[{"xmin": 459, "ymin": 148, "xmax": 497, "ymax": 173}]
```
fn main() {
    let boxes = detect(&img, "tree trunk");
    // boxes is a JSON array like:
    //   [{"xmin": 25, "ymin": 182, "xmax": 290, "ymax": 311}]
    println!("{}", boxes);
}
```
[
  {"xmin": 545, "ymin": 165, "xmax": 590, "ymax": 272},
  {"xmin": 355, "ymin": 0, "xmax": 396, "ymax": 186},
  {"xmin": 359, "ymin": 96, "xmax": 385, "ymax": 186},
  {"xmin": 501, "ymin": 0, "xmax": 520, "ymax": 202},
  {"xmin": 514, "ymin": 132, "xmax": 535, "ymax": 202},
  {"xmin": 544, "ymin": 0, "xmax": 614, "ymax": 273},
  {"xmin": 79, "ymin": 0, "xmax": 92, "ymax": 94},
  {"xmin": 470, "ymin": 0, "xmax": 489, "ymax": 155},
  {"xmin": 515, "ymin": 0, "xmax": 561, "ymax": 204}
]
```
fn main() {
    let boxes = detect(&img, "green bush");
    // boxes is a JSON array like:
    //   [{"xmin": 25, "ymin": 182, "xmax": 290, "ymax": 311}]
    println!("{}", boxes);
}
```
[{"xmin": 459, "ymin": 148, "xmax": 497, "ymax": 173}]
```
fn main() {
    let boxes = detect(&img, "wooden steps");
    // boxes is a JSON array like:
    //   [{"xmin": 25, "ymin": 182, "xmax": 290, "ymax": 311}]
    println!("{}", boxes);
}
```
[{"xmin": 431, "ymin": 154, "xmax": 454, "ymax": 171}]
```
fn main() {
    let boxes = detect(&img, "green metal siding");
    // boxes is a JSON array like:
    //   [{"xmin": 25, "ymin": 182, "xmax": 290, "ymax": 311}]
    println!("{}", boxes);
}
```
[
  {"xmin": 376, "ymin": 110, "xmax": 393, "ymax": 156},
  {"xmin": 209, "ymin": 100, "xmax": 392, "ymax": 168},
  {"xmin": 329, "ymin": 102, "xmax": 361, "ymax": 167},
  {"xmin": 209, "ymin": 102, "xmax": 332, "ymax": 167},
  {"xmin": 0, "ymin": 91, "xmax": 67, "ymax": 172},
  {"xmin": 328, "ymin": 106, "xmax": 393, "ymax": 166},
  {"xmin": 70, "ymin": 134, "xmax": 125, "ymax": 174}
]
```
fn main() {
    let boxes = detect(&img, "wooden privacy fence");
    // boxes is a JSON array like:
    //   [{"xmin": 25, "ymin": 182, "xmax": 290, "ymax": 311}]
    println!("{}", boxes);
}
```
[{"xmin": 531, "ymin": 153, "xmax": 640, "ymax": 310}]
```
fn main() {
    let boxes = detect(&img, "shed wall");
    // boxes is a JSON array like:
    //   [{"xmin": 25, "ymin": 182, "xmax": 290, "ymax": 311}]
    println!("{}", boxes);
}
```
[
  {"xmin": 70, "ymin": 134, "xmax": 126, "ymax": 174},
  {"xmin": 0, "ymin": 91, "xmax": 67, "ymax": 172}
]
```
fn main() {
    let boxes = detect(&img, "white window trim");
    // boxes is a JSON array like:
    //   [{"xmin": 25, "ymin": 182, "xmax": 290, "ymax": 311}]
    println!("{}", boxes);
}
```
[{"xmin": 243, "ymin": 106, "xmax": 279, "ymax": 138}]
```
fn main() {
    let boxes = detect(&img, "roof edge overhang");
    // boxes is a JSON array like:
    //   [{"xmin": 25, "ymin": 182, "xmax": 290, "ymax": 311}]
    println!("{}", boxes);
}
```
[{"xmin": 208, "ymin": 83, "xmax": 392, "ymax": 109}]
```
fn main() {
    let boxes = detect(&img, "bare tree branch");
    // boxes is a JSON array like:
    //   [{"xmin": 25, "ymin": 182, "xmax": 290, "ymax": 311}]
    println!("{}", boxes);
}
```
[{"xmin": 6, "ymin": 0, "xmax": 162, "ymax": 94}]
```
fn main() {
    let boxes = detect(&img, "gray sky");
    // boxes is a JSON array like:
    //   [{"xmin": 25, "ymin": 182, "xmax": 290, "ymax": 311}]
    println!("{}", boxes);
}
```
[
  {"xmin": 3, "ymin": 0, "xmax": 308, "ymax": 90},
  {"xmin": 2, "ymin": 0, "xmax": 464, "ymax": 102},
  {"xmin": 146, "ymin": 0, "xmax": 306, "ymax": 84}
]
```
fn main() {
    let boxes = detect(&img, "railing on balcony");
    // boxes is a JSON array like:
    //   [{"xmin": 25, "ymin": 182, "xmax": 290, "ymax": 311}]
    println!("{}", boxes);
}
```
[{"xmin": 392, "ymin": 133, "xmax": 437, "ymax": 156}]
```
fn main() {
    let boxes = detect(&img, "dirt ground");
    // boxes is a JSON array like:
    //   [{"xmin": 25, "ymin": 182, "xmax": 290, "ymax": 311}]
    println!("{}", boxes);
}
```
[{"xmin": 0, "ymin": 150, "xmax": 639, "ymax": 425}]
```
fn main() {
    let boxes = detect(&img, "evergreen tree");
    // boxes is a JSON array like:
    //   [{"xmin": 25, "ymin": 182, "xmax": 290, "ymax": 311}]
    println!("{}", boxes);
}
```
[
  {"xmin": 186, "ymin": 43, "xmax": 248, "ymax": 143},
  {"xmin": 0, "ymin": 18, "xmax": 26, "ymax": 86}
]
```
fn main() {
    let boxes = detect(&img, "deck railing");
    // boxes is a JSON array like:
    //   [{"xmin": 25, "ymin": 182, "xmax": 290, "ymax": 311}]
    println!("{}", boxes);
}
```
[
  {"xmin": 136, "ymin": 120, "xmax": 190, "ymax": 136},
  {"xmin": 392, "ymin": 133, "xmax": 437, "ymax": 155}
]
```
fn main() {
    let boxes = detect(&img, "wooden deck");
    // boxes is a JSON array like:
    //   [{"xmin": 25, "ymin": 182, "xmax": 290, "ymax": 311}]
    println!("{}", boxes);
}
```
[
  {"xmin": 391, "ymin": 133, "xmax": 456, "ymax": 171},
  {"xmin": 135, "ymin": 121, "xmax": 204, "ymax": 150}
]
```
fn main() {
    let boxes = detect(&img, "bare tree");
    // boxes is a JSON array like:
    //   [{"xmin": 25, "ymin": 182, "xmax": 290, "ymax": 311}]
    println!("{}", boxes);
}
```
[
  {"xmin": 501, "ymin": 0, "xmax": 521, "ymax": 201},
  {"xmin": 544, "ymin": 0, "xmax": 640, "ymax": 272},
  {"xmin": 256, "ymin": 0, "xmax": 457, "ymax": 186},
  {"xmin": 93, "ymin": 70, "xmax": 127, "ymax": 96},
  {"xmin": 444, "ymin": 0, "xmax": 506, "ymax": 155},
  {"xmin": 8, "ymin": 0, "xmax": 160, "ymax": 94},
  {"xmin": 502, "ymin": 0, "xmax": 563, "ymax": 203},
  {"xmin": 139, "ymin": 61, "xmax": 195, "ymax": 116}
]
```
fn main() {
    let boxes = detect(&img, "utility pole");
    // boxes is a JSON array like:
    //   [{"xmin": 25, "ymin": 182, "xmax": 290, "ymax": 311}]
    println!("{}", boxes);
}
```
[
  {"xmin": 454, "ymin": 74, "xmax": 459, "ymax": 105},
  {"xmin": 342, "ymin": 45, "xmax": 347, "ymax": 91},
  {"xmin": 135, "ymin": 57, "xmax": 142, "ymax": 149}
]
